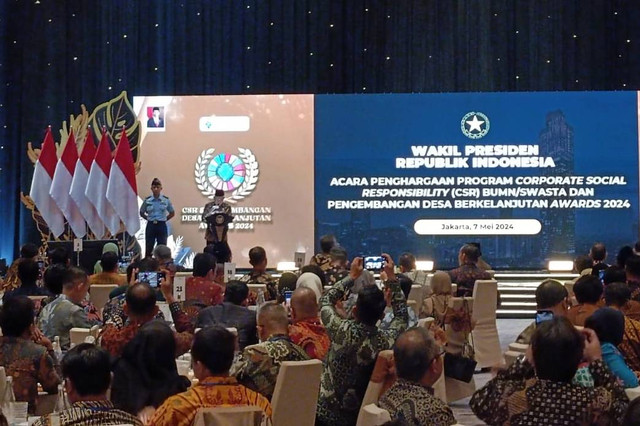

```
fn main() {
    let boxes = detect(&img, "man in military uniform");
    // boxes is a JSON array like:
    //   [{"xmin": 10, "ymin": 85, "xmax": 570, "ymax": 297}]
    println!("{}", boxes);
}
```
[{"xmin": 139, "ymin": 178, "xmax": 175, "ymax": 257}]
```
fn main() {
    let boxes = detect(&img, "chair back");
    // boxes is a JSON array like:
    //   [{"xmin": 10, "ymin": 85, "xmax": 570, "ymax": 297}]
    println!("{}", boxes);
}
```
[
  {"xmin": 471, "ymin": 280, "xmax": 503, "ymax": 368},
  {"xmin": 417, "ymin": 317, "xmax": 435, "ymax": 329},
  {"xmin": 70, "ymin": 328, "xmax": 91, "ymax": 346},
  {"xmin": 451, "ymin": 284, "xmax": 457, "ymax": 295},
  {"xmin": 271, "ymin": 359, "xmax": 322, "ymax": 426},
  {"xmin": 407, "ymin": 285, "xmax": 424, "ymax": 315},
  {"xmin": 89, "ymin": 284, "xmax": 118, "ymax": 311},
  {"xmin": 358, "ymin": 404, "xmax": 391, "ymax": 426},
  {"xmin": 0, "ymin": 367, "xmax": 5, "ymax": 402},
  {"xmin": 407, "ymin": 300, "xmax": 418, "ymax": 317},
  {"xmin": 247, "ymin": 284, "xmax": 267, "ymax": 294},
  {"xmin": 564, "ymin": 281, "xmax": 578, "ymax": 306},
  {"xmin": 444, "ymin": 297, "xmax": 476, "ymax": 403},
  {"xmin": 192, "ymin": 405, "xmax": 266, "ymax": 426},
  {"xmin": 356, "ymin": 350, "xmax": 395, "ymax": 426}
]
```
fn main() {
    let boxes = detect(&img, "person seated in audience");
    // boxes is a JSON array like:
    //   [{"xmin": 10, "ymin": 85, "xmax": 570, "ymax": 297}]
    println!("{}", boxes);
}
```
[
  {"xmin": 149, "ymin": 327, "xmax": 272, "ymax": 426},
  {"xmin": 590, "ymin": 242, "xmax": 609, "ymax": 266},
  {"xmin": 0, "ymin": 296, "xmax": 60, "ymax": 414},
  {"xmin": 196, "ymin": 280, "xmax": 258, "ymax": 350},
  {"xmin": 111, "ymin": 321, "xmax": 190, "ymax": 422},
  {"xmin": 185, "ymin": 252, "xmax": 223, "ymax": 306},
  {"xmin": 625, "ymin": 255, "xmax": 640, "ymax": 301},
  {"xmin": 604, "ymin": 282, "xmax": 640, "ymax": 371},
  {"xmin": 300, "ymin": 264, "xmax": 328, "ymax": 287},
  {"xmin": 37, "ymin": 267, "xmax": 100, "ymax": 350},
  {"xmin": 276, "ymin": 271, "xmax": 297, "ymax": 303},
  {"xmin": 421, "ymin": 271, "xmax": 452, "ymax": 324},
  {"xmin": 231, "ymin": 302, "xmax": 309, "ymax": 399},
  {"xmin": 378, "ymin": 327, "xmax": 456, "ymax": 426},
  {"xmin": 288, "ymin": 286, "xmax": 330, "ymax": 360},
  {"xmin": 47, "ymin": 246, "xmax": 70, "ymax": 266},
  {"xmin": 100, "ymin": 280, "xmax": 193, "ymax": 357},
  {"xmin": 603, "ymin": 265, "xmax": 627, "ymax": 286},
  {"xmin": 398, "ymin": 252, "xmax": 430, "ymax": 290},
  {"xmin": 2, "ymin": 258, "xmax": 51, "ymax": 302},
  {"xmin": 40, "ymin": 264, "xmax": 102, "ymax": 323},
  {"xmin": 310, "ymin": 234, "xmax": 337, "ymax": 272},
  {"xmin": 566, "ymin": 274, "xmax": 603, "ymax": 326},
  {"xmin": 1, "ymin": 243, "xmax": 38, "ymax": 292},
  {"xmin": 571, "ymin": 254, "xmax": 593, "ymax": 280},
  {"xmin": 296, "ymin": 271, "xmax": 324, "ymax": 302},
  {"xmin": 93, "ymin": 242, "xmax": 119, "ymax": 274},
  {"xmin": 448, "ymin": 243, "xmax": 491, "ymax": 297},
  {"xmin": 238, "ymin": 246, "xmax": 278, "ymax": 300},
  {"xmin": 325, "ymin": 246, "xmax": 350, "ymax": 285},
  {"xmin": 34, "ymin": 343, "xmax": 142, "ymax": 426},
  {"xmin": 102, "ymin": 257, "xmax": 161, "ymax": 326},
  {"xmin": 89, "ymin": 251, "xmax": 126, "ymax": 285},
  {"xmin": 317, "ymin": 254, "xmax": 408, "ymax": 426},
  {"xmin": 380, "ymin": 273, "xmax": 418, "ymax": 330},
  {"xmin": 516, "ymin": 279, "xmax": 568, "ymax": 344},
  {"xmin": 623, "ymin": 398, "xmax": 640, "ymax": 426},
  {"xmin": 585, "ymin": 307, "xmax": 639, "ymax": 388},
  {"xmin": 471, "ymin": 316, "xmax": 628, "ymax": 425},
  {"xmin": 153, "ymin": 244, "xmax": 183, "ymax": 274},
  {"xmin": 468, "ymin": 242, "xmax": 492, "ymax": 271},
  {"xmin": 618, "ymin": 245, "xmax": 635, "ymax": 269}
]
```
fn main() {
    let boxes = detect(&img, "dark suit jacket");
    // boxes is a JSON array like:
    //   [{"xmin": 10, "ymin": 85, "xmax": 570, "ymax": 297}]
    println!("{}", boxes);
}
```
[
  {"xmin": 147, "ymin": 117, "xmax": 164, "ymax": 128},
  {"xmin": 196, "ymin": 302, "xmax": 258, "ymax": 349}
]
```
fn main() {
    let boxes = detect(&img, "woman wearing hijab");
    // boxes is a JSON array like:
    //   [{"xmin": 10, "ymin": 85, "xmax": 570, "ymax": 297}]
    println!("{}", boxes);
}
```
[
  {"xmin": 93, "ymin": 242, "xmax": 119, "ymax": 274},
  {"xmin": 585, "ymin": 307, "xmax": 639, "ymax": 388},
  {"xmin": 111, "ymin": 320, "xmax": 190, "ymax": 423},
  {"xmin": 421, "ymin": 271, "xmax": 453, "ymax": 325}
]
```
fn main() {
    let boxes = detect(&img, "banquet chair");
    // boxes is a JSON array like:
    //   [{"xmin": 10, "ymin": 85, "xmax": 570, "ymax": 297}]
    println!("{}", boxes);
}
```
[
  {"xmin": 471, "ymin": 280, "xmax": 503, "ymax": 368},
  {"xmin": 271, "ymin": 359, "xmax": 323, "ymax": 426},
  {"xmin": 69, "ymin": 325, "xmax": 100, "ymax": 346},
  {"xmin": 451, "ymin": 284, "xmax": 458, "ymax": 296},
  {"xmin": 247, "ymin": 284, "xmax": 268, "ymax": 295},
  {"xmin": 407, "ymin": 285, "xmax": 424, "ymax": 315},
  {"xmin": 89, "ymin": 284, "xmax": 118, "ymax": 311},
  {"xmin": 192, "ymin": 405, "xmax": 267, "ymax": 426},
  {"xmin": 356, "ymin": 350, "xmax": 395, "ymax": 426},
  {"xmin": 444, "ymin": 297, "xmax": 476, "ymax": 403},
  {"xmin": 564, "ymin": 281, "xmax": 578, "ymax": 306},
  {"xmin": 358, "ymin": 404, "xmax": 391, "ymax": 426},
  {"xmin": 407, "ymin": 300, "xmax": 418, "ymax": 317},
  {"xmin": 626, "ymin": 387, "xmax": 640, "ymax": 401}
]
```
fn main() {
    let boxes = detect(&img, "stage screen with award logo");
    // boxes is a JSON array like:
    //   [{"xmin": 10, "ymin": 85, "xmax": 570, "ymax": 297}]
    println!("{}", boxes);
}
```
[
  {"xmin": 133, "ymin": 95, "xmax": 314, "ymax": 268},
  {"xmin": 314, "ymin": 92, "xmax": 640, "ymax": 269}
]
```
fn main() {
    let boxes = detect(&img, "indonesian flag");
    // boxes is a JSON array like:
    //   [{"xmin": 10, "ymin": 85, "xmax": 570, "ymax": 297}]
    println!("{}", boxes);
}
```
[
  {"xmin": 70, "ymin": 131, "xmax": 103, "ymax": 237},
  {"xmin": 29, "ymin": 127, "xmax": 65, "ymax": 237},
  {"xmin": 50, "ymin": 131, "xmax": 85, "ymax": 237},
  {"xmin": 86, "ymin": 130, "xmax": 120, "ymax": 236},
  {"xmin": 106, "ymin": 129, "xmax": 140, "ymax": 235}
]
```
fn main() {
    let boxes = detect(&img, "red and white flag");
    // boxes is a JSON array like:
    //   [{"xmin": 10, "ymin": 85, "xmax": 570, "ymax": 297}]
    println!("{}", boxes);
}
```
[
  {"xmin": 70, "ymin": 131, "xmax": 103, "ymax": 237},
  {"xmin": 86, "ymin": 130, "xmax": 120, "ymax": 237},
  {"xmin": 106, "ymin": 129, "xmax": 140, "ymax": 235},
  {"xmin": 29, "ymin": 127, "xmax": 65, "ymax": 237},
  {"xmin": 50, "ymin": 130, "xmax": 85, "ymax": 237}
]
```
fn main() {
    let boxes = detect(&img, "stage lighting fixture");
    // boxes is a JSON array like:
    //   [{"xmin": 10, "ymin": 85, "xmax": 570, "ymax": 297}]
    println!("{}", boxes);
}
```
[
  {"xmin": 415, "ymin": 260, "xmax": 434, "ymax": 271},
  {"xmin": 547, "ymin": 260, "xmax": 574, "ymax": 272}
]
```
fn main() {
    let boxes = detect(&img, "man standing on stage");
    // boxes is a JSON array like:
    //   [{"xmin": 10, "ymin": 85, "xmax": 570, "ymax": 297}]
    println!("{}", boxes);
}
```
[
  {"xmin": 202, "ymin": 189, "xmax": 233, "ymax": 246},
  {"xmin": 140, "ymin": 178, "xmax": 175, "ymax": 257}
]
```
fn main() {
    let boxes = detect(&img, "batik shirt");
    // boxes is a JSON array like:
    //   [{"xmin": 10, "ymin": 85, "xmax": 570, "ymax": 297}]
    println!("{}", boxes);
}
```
[
  {"xmin": 238, "ymin": 271, "xmax": 278, "ymax": 300},
  {"xmin": 102, "ymin": 292, "xmax": 165, "ymax": 328},
  {"xmin": 289, "ymin": 317, "xmax": 330, "ymax": 360},
  {"xmin": 36, "ymin": 294, "xmax": 99, "ymax": 350},
  {"xmin": 448, "ymin": 262, "xmax": 491, "ymax": 297},
  {"xmin": 470, "ymin": 357, "xmax": 628, "ymax": 425},
  {"xmin": 310, "ymin": 253, "xmax": 333, "ymax": 272},
  {"xmin": 620, "ymin": 316, "xmax": 640, "ymax": 371},
  {"xmin": 379, "ymin": 379, "xmax": 456, "ymax": 426},
  {"xmin": 149, "ymin": 376, "xmax": 272, "ymax": 426},
  {"xmin": 0, "ymin": 336, "xmax": 60, "ymax": 413},
  {"xmin": 231, "ymin": 335, "xmax": 310, "ymax": 399},
  {"xmin": 316, "ymin": 277, "xmax": 408, "ymax": 426},
  {"xmin": 185, "ymin": 276, "xmax": 223, "ymax": 306},
  {"xmin": 34, "ymin": 400, "xmax": 142, "ymax": 426},
  {"xmin": 325, "ymin": 265, "xmax": 349, "ymax": 286}
]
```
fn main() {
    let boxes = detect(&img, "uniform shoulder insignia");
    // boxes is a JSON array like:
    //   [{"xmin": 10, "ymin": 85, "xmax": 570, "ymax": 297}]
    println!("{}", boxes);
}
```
[{"xmin": 162, "ymin": 195, "xmax": 170, "ymax": 200}]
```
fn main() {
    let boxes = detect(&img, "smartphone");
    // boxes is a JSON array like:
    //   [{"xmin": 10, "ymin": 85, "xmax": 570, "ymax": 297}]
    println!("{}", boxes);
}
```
[
  {"xmin": 598, "ymin": 268, "xmax": 606, "ymax": 284},
  {"xmin": 285, "ymin": 291, "xmax": 293, "ymax": 308},
  {"xmin": 535, "ymin": 310, "xmax": 554, "ymax": 325},
  {"xmin": 136, "ymin": 271, "xmax": 166, "ymax": 288},
  {"xmin": 363, "ymin": 256, "xmax": 385, "ymax": 271}
]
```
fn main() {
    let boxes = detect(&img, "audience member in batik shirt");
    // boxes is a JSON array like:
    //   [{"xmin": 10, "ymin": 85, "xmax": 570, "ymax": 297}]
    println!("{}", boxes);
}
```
[
  {"xmin": 604, "ymin": 282, "xmax": 640, "ymax": 371},
  {"xmin": 0, "ymin": 296, "xmax": 60, "ymax": 414},
  {"xmin": 324, "ymin": 246, "xmax": 349, "ymax": 286},
  {"xmin": 185, "ymin": 253, "xmax": 223, "ymax": 306},
  {"xmin": 1, "ymin": 243, "xmax": 38, "ymax": 292},
  {"xmin": 34, "ymin": 344, "xmax": 142, "ymax": 426},
  {"xmin": 471, "ymin": 316, "xmax": 628, "ymax": 425},
  {"xmin": 238, "ymin": 246, "xmax": 278, "ymax": 300},
  {"xmin": 309, "ymin": 234, "xmax": 337, "ymax": 273},
  {"xmin": 625, "ymin": 255, "xmax": 640, "ymax": 301},
  {"xmin": 231, "ymin": 302, "xmax": 309, "ymax": 399},
  {"xmin": 380, "ymin": 274, "xmax": 418, "ymax": 330},
  {"xmin": 149, "ymin": 327, "xmax": 272, "ymax": 426},
  {"xmin": 288, "ymin": 286, "xmax": 330, "ymax": 360},
  {"xmin": 566, "ymin": 274, "xmax": 602, "ymax": 327},
  {"xmin": 515, "ymin": 280, "xmax": 568, "ymax": 345},
  {"xmin": 447, "ymin": 244, "xmax": 491, "ymax": 297},
  {"xmin": 317, "ymin": 255, "xmax": 408, "ymax": 426},
  {"xmin": 379, "ymin": 328, "xmax": 456, "ymax": 426}
]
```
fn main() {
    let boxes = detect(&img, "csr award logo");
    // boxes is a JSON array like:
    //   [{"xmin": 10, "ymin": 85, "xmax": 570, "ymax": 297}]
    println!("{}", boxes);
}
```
[
  {"xmin": 195, "ymin": 148, "xmax": 259, "ymax": 203},
  {"xmin": 461, "ymin": 111, "xmax": 490, "ymax": 139}
]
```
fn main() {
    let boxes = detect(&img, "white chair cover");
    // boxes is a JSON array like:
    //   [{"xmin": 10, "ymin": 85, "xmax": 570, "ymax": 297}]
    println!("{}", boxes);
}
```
[
  {"xmin": 356, "ymin": 350, "xmax": 394, "ymax": 426},
  {"xmin": 408, "ymin": 285, "xmax": 425, "ymax": 315},
  {"xmin": 89, "ymin": 284, "xmax": 118, "ymax": 311},
  {"xmin": 359, "ymin": 404, "xmax": 391, "ymax": 426},
  {"xmin": 271, "ymin": 359, "xmax": 323, "ymax": 426},
  {"xmin": 471, "ymin": 280, "xmax": 503, "ymax": 368},
  {"xmin": 192, "ymin": 405, "xmax": 269, "ymax": 426},
  {"xmin": 444, "ymin": 297, "xmax": 476, "ymax": 403}
]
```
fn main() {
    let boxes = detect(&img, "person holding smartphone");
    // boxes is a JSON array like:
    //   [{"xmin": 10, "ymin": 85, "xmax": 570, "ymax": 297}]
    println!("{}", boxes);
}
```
[{"xmin": 515, "ymin": 279, "xmax": 569, "ymax": 345}]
